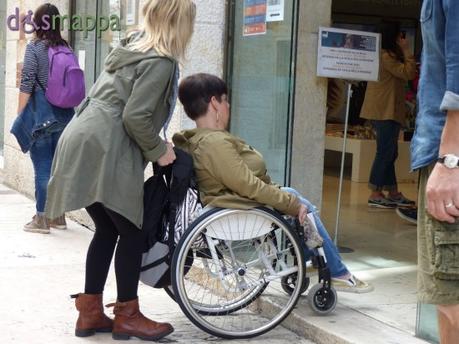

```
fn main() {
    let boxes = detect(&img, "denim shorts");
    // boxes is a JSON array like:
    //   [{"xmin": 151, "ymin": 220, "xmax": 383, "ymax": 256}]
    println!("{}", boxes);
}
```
[{"xmin": 418, "ymin": 166, "xmax": 459, "ymax": 304}]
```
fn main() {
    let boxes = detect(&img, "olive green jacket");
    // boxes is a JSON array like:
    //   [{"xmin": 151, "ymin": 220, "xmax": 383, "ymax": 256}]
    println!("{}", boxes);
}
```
[
  {"xmin": 46, "ymin": 39, "xmax": 177, "ymax": 228},
  {"xmin": 173, "ymin": 128, "xmax": 300, "ymax": 216}
]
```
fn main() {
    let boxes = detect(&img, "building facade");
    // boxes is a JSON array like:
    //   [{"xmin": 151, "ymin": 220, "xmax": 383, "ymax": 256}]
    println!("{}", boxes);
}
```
[{"xmin": 0, "ymin": 0, "xmax": 438, "ymax": 342}]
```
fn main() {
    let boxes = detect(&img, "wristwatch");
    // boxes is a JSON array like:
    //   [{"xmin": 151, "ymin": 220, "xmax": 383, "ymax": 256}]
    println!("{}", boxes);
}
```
[{"xmin": 438, "ymin": 154, "xmax": 459, "ymax": 169}]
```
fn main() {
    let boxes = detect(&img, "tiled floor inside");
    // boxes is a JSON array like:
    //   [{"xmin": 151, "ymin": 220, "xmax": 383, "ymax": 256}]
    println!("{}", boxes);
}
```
[{"xmin": 320, "ymin": 174, "xmax": 419, "ymax": 335}]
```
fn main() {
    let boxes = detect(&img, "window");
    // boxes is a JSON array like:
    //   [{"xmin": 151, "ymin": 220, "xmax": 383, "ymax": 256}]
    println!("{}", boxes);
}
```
[{"xmin": 226, "ymin": 0, "xmax": 298, "ymax": 184}]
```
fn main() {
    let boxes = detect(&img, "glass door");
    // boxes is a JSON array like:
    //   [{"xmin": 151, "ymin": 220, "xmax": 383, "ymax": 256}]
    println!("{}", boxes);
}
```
[
  {"xmin": 416, "ymin": 303, "xmax": 439, "ymax": 343},
  {"xmin": 226, "ymin": 0, "xmax": 298, "ymax": 185},
  {"xmin": 95, "ymin": 0, "xmax": 134, "ymax": 77},
  {"xmin": 70, "ymin": 1, "xmax": 98, "ymax": 89},
  {"xmin": 71, "ymin": 0, "xmax": 139, "ymax": 90}
]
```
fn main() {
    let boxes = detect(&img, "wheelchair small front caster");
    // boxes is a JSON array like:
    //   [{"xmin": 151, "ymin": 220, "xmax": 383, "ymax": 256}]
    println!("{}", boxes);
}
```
[
  {"xmin": 281, "ymin": 273, "xmax": 310, "ymax": 295},
  {"xmin": 307, "ymin": 283, "xmax": 337, "ymax": 315}
]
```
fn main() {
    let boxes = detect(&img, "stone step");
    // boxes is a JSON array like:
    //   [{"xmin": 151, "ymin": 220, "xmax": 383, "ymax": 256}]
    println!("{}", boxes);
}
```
[{"xmin": 262, "ymin": 295, "xmax": 430, "ymax": 344}]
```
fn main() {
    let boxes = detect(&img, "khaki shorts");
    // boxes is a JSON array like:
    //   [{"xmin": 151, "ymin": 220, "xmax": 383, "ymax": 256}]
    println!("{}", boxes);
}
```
[{"xmin": 418, "ymin": 166, "xmax": 459, "ymax": 304}]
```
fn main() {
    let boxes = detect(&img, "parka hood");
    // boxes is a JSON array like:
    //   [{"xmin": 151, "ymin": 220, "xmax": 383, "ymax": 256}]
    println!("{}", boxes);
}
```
[{"xmin": 104, "ymin": 32, "xmax": 170, "ymax": 72}]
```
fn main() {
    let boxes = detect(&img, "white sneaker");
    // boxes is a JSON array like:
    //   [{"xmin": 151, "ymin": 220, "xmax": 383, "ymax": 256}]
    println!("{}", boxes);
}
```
[
  {"xmin": 23, "ymin": 215, "xmax": 50, "ymax": 234},
  {"xmin": 332, "ymin": 275, "xmax": 374, "ymax": 293},
  {"xmin": 49, "ymin": 215, "xmax": 67, "ymax": 230}
]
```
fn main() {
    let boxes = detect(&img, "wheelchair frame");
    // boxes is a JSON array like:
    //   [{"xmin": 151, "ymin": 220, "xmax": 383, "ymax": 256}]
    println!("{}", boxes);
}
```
[{"xmin": 165, "ymin": 207, "xmax": 337, "ymax": 339}]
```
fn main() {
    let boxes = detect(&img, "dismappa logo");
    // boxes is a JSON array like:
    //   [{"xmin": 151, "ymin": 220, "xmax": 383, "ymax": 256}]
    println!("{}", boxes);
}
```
[{"xmin": 7, "ymin": 8, "xmax": 121, "ymax": 38}]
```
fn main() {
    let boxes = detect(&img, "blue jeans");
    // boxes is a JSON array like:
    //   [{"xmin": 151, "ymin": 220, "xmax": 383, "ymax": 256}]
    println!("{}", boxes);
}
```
[
  {"xmin": 369, "ymin": 120, "xmax": 401, "ymax": 192},
  {"xmin": 281, "ymin": 187, "xmax": 349, "ymax": 278},
  {"xmin": 29, "ymin": 131, "xmax": 62, "ymax": 214}
]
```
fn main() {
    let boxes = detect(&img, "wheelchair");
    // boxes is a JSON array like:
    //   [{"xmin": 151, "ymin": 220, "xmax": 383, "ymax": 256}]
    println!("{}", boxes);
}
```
[{"xmin": 166, "ymin": 206, "xmax": 337, "ymax": 339}]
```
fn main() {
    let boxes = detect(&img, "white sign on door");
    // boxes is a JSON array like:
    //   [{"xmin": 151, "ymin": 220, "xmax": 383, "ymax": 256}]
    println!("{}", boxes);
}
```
[
  {"xmin": 266, "ymin": 0, "xmax": 284, "ymax": 22},
  {"xmin": 78, "ymin": 50, "xmax": 86, "ymax": 71},
  {"xmin": 317, "ymin": 27, "xmax": 381, "ymax": 82},
  {"xmin": 126, "ymin": 0, "xmax": 137, "ymax": 25}
]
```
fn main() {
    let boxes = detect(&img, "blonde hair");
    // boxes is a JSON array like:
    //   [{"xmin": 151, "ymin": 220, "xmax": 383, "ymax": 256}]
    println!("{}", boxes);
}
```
[{"xmin": 129, "ymin": 0, "xmax": 196, "ymax": 60}]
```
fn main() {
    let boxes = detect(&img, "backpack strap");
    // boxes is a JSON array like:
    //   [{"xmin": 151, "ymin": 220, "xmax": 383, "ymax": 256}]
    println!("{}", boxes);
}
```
[
  {"xmin": 154, "ymin": 164, "xmax": 178, "ymax": 251},
  {"xmin": 140, "ymin": 256, "xmax": 169, "ymax": 272},
  {"xmin": 166, "ymin": 195, "xmax": 179, "ymax": 251}
]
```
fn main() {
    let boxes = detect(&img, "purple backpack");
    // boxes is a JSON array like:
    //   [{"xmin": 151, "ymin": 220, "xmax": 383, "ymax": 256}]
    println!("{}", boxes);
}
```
[{"xmin": 46, "ymin": 45, "xmax": 85, "ymax": 108}]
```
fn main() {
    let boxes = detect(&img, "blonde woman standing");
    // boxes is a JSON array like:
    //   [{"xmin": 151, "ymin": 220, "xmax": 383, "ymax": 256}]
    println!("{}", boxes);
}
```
[{"xmin": 46, "ymin": 0, "xmax": 196, "ymax": 341}]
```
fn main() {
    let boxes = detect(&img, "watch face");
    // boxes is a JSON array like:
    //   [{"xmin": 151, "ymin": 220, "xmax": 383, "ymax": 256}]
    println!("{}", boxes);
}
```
[{"xmin": 444, "ymin": 154, "xmax": 459, "ymax": 168}]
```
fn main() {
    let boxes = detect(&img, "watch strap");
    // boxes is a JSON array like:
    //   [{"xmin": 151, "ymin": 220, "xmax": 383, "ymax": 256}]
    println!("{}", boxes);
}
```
[{"xmin": 438, "ymin": 155, "xmax": 459, "ymax": 167}]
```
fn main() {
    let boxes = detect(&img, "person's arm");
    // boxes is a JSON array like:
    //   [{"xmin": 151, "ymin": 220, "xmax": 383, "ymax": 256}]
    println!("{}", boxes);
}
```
[
  {"xmin": 426, "ymin": 0, "xmax": 459, "ymax": 223},
  {"xmin": 122, "ymin": 57, "xmax": 174, "ymax": 163},
  {"xmin": 382, "ymin": 50, "xmax": 416, "ymax": 81},
  {"xmin": 17, "ymin": 93, "xmax": 31, "ymax": 115},
  {"xmin": 17, "ymin": 44, "xmax": 37, "ymax": 114},
  {"xmin": 198, "ymin": 135, "xmax": 301, "ymax": 216}
]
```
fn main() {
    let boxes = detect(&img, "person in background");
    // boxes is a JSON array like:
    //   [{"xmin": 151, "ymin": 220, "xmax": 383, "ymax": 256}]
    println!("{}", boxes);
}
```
[
  {"xmin": 395, "ymin": 206, "xmax": 417, "ymax": 225},
  {"xmin": 45, "ymin": 0, "xmax": 196, "ymax": 341},
  {"xmin": 17, "ymin": 4, "xmax": 74, "ymax": 234},
  {"xmin": 411, "ymin": 1, "xmax": 459, "ymax": 343},
  {"xmin": 173, "ymin": 73, "xmax": 374, "ymax": 294},
  {"xmin": 360, "ymin": 21, "xmax": 417, "ymax": 209},
  {"xmin": 326, "ymin": 78, "xmax": 347, "ymax": 122}
]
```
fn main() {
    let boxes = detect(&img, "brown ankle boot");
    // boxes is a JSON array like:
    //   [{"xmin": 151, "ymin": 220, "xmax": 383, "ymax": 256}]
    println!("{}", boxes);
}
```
[
  {"xmin": 109, "ymin": 298, "xmax": 174, "ymax": 341},
  {"xmin": 72, "ymin": 293, "xmax": 113, "ymax": 337}
]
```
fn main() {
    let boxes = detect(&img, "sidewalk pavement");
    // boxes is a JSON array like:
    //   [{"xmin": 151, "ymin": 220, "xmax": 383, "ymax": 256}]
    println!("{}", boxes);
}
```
[{"xmin": 0, "ymin": 182, "xmax": 315, "ymax": 344}]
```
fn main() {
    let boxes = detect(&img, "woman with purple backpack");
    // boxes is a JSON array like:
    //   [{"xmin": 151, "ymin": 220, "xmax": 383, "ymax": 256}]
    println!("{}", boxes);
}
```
[{"xmin": 15, "ymin": 3, "xmax": 80, "ymax": 234}]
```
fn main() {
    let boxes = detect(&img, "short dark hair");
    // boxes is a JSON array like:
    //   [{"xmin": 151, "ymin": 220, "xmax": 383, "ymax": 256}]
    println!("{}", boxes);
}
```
[{"xmin": 178, "ymin": 73, "xmax": 228, "ymax": 120}]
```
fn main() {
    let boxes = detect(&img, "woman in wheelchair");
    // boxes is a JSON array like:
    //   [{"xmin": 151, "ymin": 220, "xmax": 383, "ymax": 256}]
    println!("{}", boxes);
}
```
[{"xmin": 172, "ymin": 73, "xmax": 373, "ymax": 294}]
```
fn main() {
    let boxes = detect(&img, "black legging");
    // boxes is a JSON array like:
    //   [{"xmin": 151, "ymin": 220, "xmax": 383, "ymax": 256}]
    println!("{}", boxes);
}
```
[{"xmin": 85, "ymin": 203, "xmax": 144, "ymax": 302}]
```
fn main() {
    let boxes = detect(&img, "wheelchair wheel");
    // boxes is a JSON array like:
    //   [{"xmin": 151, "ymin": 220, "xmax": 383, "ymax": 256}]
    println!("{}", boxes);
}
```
[
  {"xmin": 307, "ymin": 283, "xmax": 337, "ymax": 315},
  {"xmin": 172, "ymin": 207, "xmax": 305, "ymax": 339},
  {"xmin": 164, "ymin": 286, "xmax": 176, "ymax": 301},
  {"xmin": 165, "ymin": 258, "xmax": 268, "ymax": 314},
  {"xmin": 163, "ymin": 282, "xmax": 263, "ymax": 315}
]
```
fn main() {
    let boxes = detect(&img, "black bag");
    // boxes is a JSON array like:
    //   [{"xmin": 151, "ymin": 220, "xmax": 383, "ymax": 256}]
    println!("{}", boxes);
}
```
[{"xmin": 140, "ymin": 148, "xmax": 202, "ymax": 288}]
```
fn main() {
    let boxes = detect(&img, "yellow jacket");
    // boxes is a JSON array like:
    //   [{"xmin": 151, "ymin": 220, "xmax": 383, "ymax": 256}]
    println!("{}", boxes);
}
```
[
  {"xmin": 360, "ymin": 50, "xmax": 416, "ymax": 125},
  {"xmin": 173, "ymin": 128, "xmax": 300, "ymax": 216}
]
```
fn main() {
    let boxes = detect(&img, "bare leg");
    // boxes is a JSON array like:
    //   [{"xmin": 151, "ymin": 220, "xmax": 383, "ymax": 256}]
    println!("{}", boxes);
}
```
[{"xmin": 437, "ymin": 305, "xmax": 459, "ymax": 344}]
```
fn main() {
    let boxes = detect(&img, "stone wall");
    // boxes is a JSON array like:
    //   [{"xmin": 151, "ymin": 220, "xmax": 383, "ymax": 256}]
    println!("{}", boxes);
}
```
[{"xmin": 290, "ymin": 0, "xmax": 332, "ymax": 209}]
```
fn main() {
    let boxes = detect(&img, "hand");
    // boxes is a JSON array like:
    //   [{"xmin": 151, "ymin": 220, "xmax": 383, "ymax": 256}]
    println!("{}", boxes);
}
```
[
  {"xmin": 157, "ymin": 142, "xmax": 176, "ymax": 167},
  {"xmin": 426, "ymin": 163, "xmax": 459, "ymax": 223},
  {"xmin": 298, "ymin": 204, "xmax": 308, "ymax": 224},
  {"xmin": 396, "ymin": 36, "xmax": 410, "ymax": 53}
]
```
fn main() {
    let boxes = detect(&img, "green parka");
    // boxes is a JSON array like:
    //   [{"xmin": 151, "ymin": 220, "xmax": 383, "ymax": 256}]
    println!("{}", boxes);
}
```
[{"xmin": 46, "ymin": 39, "xmax": 177, "ymax": 228}]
